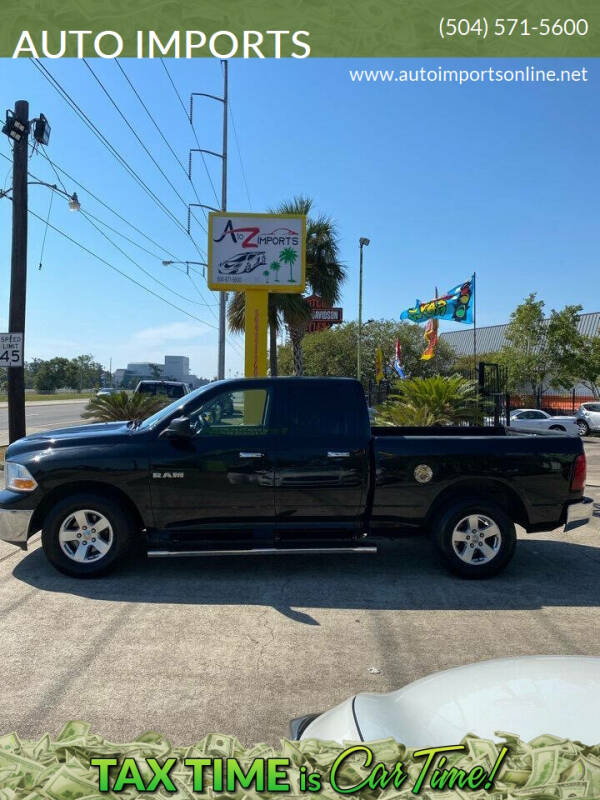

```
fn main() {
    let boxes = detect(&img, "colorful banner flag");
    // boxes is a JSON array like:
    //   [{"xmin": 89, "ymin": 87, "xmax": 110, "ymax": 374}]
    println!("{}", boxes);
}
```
[
  {"xmin": 400, "ymin": 278, "xmax": 474, "ymax": 324},
  {"xmin": 375, "ymin": 347, "xmax": 384, "ymax": 384},
  {"xmin": 421, "ymin": 318, "xmax": 439, "ymax": 360},
  {"xmin": 392, "ymin": 339, "xmax": 406, "ymax": 378}
]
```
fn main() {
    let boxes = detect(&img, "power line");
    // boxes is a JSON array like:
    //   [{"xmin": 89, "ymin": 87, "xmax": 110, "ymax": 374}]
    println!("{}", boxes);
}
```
[
  {"xmin": 114, "ymin": 58, "xmax": 209, "ymax": 227},
  {"xmin": 31, "ymin": 147, "xmax": 184, "ymax": 262},
  {"xmin": 160, "ymin": 60, "xmax": 220, "ymax": 207},
  {"xmin": 21, "ymin": 200, "xmax": 219, "ymax": 329},
  {"xmin": 82, "ymin": 58, "xmax": 207, "ymax": 235},
  {"xmin": 27, "ymin": 148, "xmax": 223, "ymax": 325},
  {"xmin": 79, "ymin": 208, "xmax": 213, "ymax": 307},
  {"xmin": 30, "ymin": 58, "xmax": 208, "ymax": 260}
]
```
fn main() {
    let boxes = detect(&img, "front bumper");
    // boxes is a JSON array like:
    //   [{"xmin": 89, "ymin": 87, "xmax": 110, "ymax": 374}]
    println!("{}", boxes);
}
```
[
  {"xmin": 564, "ymin": 497, "xmax": 594, "ymax": 533},
  {"xmin": 0, "ymin": 508, "xmax": 34, "ymax": 549}
]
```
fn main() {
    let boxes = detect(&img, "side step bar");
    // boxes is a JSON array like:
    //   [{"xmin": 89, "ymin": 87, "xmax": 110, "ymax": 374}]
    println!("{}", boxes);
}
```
[{"xmin": 147, "ymin": 546, "xmax": 378, "ymax": 558}]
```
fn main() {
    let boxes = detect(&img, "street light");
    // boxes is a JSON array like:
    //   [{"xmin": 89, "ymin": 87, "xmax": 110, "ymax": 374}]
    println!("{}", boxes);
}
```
[{"xmin": 357, "ymin": 237, "xmax": 370, "ymax": 383}]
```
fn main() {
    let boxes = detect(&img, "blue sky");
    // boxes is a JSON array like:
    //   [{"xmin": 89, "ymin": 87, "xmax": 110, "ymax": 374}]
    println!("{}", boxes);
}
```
[{"xmin": 0, "ymin": 58, "xmax": 597, "ymax": 378}]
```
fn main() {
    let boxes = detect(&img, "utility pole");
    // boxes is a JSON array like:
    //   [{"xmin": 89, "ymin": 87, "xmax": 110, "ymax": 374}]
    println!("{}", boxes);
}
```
[
  {"xmin": 8, "ymin": 100, "xmax": 29, "ymax": 443},
  {"xmin": 188, "ymin": 63, "xmax": 229, "ymax": 380},
  {"xmin": 218, "ymin": 60, "xmax": 228, "ymax": 381},
  {"xmin": 357, "ymin": 237, "xmax": 370, "ymax": 384}
]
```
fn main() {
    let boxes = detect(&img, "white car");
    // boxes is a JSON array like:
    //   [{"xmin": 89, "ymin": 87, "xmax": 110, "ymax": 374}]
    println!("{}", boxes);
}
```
[
  {"xmin": 576, "ymin": 402, "xmax": 600, "ymax": 436},
  {"xmin": 292, "ymin": 656, "xmax": 600, "ymax": 746},
  {"xmin": 509, "ymin": 409, "xmax": 579, "ymax": 436}
]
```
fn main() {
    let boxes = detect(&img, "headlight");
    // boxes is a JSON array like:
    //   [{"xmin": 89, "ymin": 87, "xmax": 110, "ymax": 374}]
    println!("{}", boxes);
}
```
[{"xmin": 5, "ymin": 462, "xmax": 38, "ymax": 492}]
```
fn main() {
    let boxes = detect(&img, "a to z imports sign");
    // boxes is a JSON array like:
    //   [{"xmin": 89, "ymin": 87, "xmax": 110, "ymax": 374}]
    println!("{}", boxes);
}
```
[
  {"xmin": 0, "ymin": 333, "xmax": 23, "ymax": 367},
  {"xmin": 208, "ymin": 212, "xmax": 306, "ymax": 292}
]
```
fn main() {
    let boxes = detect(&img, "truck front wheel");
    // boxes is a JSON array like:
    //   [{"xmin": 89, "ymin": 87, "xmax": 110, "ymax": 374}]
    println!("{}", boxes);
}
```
[
  {"xmin": 432, "ymin": 499, "xmax": 516, "ymax": 578},
  {"xmin": 41, "ymin": 493, "xmax": 135, "ymax": 577}
]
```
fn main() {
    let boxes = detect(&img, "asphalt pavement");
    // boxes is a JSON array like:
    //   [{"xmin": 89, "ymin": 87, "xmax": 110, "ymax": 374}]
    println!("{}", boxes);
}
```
[
  {"xmin": 0, "ymin": 400, "xmax": 88, "ymax": 445},
  {"xmin": 0, "ymin": 442, "xmax": 597, "ymax": 746}
]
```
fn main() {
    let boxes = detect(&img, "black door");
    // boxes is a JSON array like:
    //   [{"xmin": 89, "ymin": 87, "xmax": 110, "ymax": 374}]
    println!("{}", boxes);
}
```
[
  {"xmin": 273, "ymin": 381, "xmax": 370, "ymax": 522},
  {"xmin": 150, "ymin": 385, "xmax": 275, "ymax": 529}
]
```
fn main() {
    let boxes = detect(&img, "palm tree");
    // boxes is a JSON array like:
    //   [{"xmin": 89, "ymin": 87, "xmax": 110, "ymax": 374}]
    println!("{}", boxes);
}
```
[
  {"xmin": 279, "ymin": 247, "xmax": 298, "ymax": 283},
  {"xmin": 377, "ymin": 375, "xmax": 479, "ymax": 426},
  {"xmin": 82, "ymin": 391, "xmax": 167, "ymax": 423},
  {"xmin": 227, "ymin": 196, "xmax": 345, "ymax": 376},
  {"xmin": 270, "ymin": 261, "xmax": 281, "ymax": 282}
]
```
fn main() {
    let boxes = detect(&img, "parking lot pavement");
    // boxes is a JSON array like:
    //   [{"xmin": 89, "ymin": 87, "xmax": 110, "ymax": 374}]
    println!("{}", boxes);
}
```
[{"xmin": 0, "ymin": 492, "xmax": 598, "ymax": 746}]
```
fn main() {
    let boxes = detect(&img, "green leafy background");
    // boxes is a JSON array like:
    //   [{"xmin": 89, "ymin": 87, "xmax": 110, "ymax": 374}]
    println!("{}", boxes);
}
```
[{"xmin": 1, "ymin": 0, "xmax": 599, "ymax": 57}]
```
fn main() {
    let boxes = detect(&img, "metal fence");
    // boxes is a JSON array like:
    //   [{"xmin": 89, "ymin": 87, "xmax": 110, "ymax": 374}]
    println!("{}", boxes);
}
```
[{"xmin": 509, "ymin": 388, "xmax": 597, "ymax": 416}]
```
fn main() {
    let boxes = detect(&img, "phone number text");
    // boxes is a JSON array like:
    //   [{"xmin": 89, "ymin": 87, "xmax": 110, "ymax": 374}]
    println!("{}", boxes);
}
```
[{"xmin": 439, "ymin": 18, "xmax": 589, "ymax": 39}]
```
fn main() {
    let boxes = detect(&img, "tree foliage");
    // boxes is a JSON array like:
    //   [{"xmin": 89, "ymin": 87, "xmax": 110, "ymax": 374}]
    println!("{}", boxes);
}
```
[
  {"xmin": 376, "ymin": 375, "xmax": 478, "ymax": 426},
  {"xmin": 277, "ymin": 320, "xmax": 457, "ymax": 385},
  {"xmin": 82, "ymin": 391, "xmax": 167, "ymax": 422}
]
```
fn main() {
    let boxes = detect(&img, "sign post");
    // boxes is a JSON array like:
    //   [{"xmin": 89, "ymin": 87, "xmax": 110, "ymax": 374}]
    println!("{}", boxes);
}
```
[{"xmin": 208, "ymin": 212, "xmax": 306, "ymax": 377}]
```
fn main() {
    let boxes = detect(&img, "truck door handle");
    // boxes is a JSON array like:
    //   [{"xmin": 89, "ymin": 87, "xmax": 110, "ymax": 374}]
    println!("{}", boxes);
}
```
[
  {"xmin": 239, "ymin": 452, "xmax": 264, "ymax": 458},
  {"xmin": 328, "ymin": 451, "xmax": 351, "ymax": 458}
]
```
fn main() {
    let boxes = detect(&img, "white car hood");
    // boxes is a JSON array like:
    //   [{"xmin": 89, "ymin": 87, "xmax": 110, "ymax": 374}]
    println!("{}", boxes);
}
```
[{"xmin": 301, "ymin": 656, "xmax": 600, "ymax": 746}]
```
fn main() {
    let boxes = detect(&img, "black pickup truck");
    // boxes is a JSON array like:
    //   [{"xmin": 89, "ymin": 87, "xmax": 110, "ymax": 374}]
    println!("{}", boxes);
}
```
[{"xmin": 0, "ymin": 377, "xmax": 591, "ymax": 579}]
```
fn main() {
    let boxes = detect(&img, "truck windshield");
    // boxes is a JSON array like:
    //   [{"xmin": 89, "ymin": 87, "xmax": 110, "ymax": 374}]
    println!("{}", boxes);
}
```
[{"xmin": 136, "ymin": 384, "xmax": 213, "ymax": 430}]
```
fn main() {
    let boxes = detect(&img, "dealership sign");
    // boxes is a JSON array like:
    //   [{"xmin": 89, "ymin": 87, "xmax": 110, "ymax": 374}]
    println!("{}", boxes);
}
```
[
  {"xmin": 208, "ymin": 212, "xmax": 306, "ymax": 293},
  {"xmin": 0, "ymin": 333, "xmax": 23, "ymax": 367}
]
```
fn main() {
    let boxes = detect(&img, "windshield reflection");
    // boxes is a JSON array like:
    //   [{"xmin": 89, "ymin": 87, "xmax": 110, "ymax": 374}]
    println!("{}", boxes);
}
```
[{"xmin": 137, "ymin": 383, "xmax": 215, "ymax": 430}]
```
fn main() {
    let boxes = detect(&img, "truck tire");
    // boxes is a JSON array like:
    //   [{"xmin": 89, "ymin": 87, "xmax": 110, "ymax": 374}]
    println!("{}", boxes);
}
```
[
  {"xmin": 41, "ymin": 493, "xmax": 135, "ymax": 577},
  {"xmin": 432, "ymin": 498, "xmax": 516, "ymax": 579}
]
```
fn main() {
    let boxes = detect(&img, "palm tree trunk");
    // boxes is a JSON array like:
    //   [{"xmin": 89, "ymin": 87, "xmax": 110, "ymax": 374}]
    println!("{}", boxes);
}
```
[
  {"xmin": 269, "ymin": 321, "xmax": 278, "ymax": 376},
  {"xmin": 290, "ymin": 326, "xmax": 304, "ymax": 376}
]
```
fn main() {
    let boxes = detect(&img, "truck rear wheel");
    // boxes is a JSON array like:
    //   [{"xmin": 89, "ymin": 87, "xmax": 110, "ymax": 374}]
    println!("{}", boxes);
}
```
[
  {"xmin": 41, "ymin": 493, "xmax": 135, "ymax": 577},
  {"xmin": 432, "ymin": 498, "xmax": 516, "ymax": 578}
]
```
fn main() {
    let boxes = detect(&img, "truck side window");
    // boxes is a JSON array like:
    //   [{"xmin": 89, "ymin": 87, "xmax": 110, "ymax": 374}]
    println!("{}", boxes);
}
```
[
  {"xmin": 283, "ymin": 384, "xmax": 361, "ymax": 437},
  {"xmin": 189, "ymin": 389, "xmax": 271, "ymax": 436}
]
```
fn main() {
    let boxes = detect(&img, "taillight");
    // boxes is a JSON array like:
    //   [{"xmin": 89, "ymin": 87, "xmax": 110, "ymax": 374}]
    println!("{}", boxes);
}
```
[{"xmin": 571, "ymin": 453, "xmax": 586, "ymax": 492}]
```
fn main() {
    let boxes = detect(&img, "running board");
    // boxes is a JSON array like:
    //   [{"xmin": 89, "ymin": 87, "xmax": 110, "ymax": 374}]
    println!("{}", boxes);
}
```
[{"xmin": 147, "ymin": 545, "xmax": 377, "ymax": 558}]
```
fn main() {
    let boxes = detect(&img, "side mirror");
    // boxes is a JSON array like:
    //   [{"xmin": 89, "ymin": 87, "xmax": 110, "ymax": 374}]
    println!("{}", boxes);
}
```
[{"xmin": 160, "ymin": 416, "xmax": 193, "ymax": 439}]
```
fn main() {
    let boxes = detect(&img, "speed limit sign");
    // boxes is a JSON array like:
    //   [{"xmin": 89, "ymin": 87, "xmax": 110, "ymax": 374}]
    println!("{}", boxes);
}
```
[{"xmin": 0, "ymin": 333, "xmax": 23, "ymax": 367}]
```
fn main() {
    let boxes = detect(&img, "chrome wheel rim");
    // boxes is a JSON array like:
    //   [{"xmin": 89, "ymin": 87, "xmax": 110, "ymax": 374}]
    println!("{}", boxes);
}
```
[
  {"xmin": 58, "ymin": 509, "xmax": 114, "ymax": 564},
  {"xmin": 577, "ymin": 422, "xmax": 588, "ymax": 436},
  {"xmin": 451, "ymin": 514, "xmax": 501, "ymax": 565}
]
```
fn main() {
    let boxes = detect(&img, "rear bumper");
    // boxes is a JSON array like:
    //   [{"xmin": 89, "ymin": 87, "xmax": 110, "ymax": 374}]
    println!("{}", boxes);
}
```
[
  {"xmin": 0, "ymin": 508, "xmax": 34, "ymax": 549},
  {"xmin": 564, "ymin": 497, "xmax": 594, "ymax": 533}
]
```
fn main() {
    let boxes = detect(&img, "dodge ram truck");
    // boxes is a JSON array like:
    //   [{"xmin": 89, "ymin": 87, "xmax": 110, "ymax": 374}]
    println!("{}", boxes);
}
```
[{"xmin": 0, "ymin": 377, "xmax": 592, "ymax": 578}]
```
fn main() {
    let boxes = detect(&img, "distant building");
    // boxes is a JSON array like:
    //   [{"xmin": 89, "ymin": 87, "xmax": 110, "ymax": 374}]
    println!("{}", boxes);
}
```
[
  {"xmin": 164, "ymin": 355, "xmax": 189, "ymax": 382},
  {"xmin": 440, "ymin": 311, "xmax": 600, "ymax": 357},
  {"xmin": 113, "ymin": 355, "xmax": 208, "ymax": 388}
]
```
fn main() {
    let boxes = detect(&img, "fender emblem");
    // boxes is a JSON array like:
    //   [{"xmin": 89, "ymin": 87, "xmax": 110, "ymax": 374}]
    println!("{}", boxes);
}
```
[{"xmin": 414, "ymin": 464, "xmax": 433, "ymax": 484}]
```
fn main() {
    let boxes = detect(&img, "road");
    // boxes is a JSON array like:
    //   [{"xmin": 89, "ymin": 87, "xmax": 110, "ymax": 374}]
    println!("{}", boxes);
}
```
[
  {"xmin": 0, "ymin": 400, "xmax": 88, "ymax": 445},
  {"xmin": 0, "ymin": 441, "xmax": 598, "ymax": 746}
]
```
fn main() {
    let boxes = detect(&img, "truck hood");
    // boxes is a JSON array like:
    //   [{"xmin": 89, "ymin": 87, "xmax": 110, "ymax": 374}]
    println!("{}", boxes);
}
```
[{"xmin": 5, "ymin": 421, "xmax": 132, "ymax": 459}]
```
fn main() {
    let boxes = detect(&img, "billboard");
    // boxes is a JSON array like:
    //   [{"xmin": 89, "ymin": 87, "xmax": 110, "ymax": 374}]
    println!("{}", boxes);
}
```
[{"xmin": 208, "ymin": 212, "xmax": 306, "ymax": 292}]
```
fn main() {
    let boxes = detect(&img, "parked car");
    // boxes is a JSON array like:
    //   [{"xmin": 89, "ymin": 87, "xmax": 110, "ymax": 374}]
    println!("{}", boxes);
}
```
[
  {"xmin": 0, "ymin": 377, "xmax": 590, "ymax": 578},
  {"xmin": 509, "ymin": 409, "xmax": 579, "ymax": 436},
  {"xmin": 576, "ymin": 402, "xmax": 600, "ymax": 436},
  {"xmin": 291, "ymin": 656, "xmax": 600, "ymax": 745},
  {"xmin": 134, "ymin": 380, "xmax": 190, "ymax": 399},
  {"xmin": 96, "ymin": 387, "xmax": 119, "ymax": 397}
]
